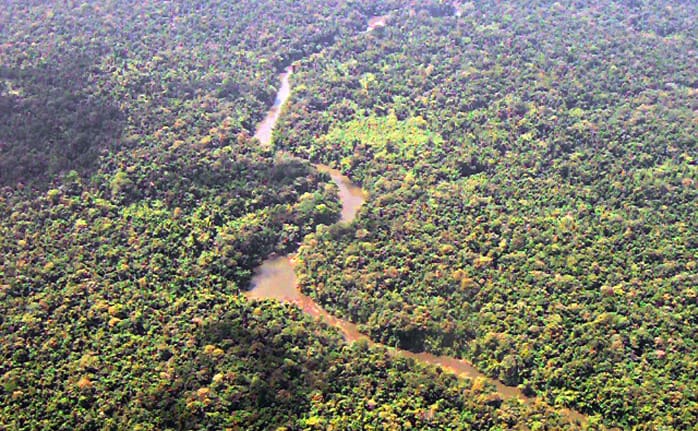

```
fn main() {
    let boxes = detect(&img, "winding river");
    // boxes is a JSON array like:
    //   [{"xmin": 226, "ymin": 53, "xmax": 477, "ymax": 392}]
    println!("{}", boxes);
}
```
[{"xmin": 245, "ymin": 15, "xmax": 587, "ymax": 427}]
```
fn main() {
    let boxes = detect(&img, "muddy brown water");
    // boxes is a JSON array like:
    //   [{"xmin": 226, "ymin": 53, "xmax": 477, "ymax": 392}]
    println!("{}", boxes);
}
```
[
  {"xmin": 245, "ymin": 257, "xmax": 517, "ymax": 397},
  {"xmin": 245, "ymin": 15, "xmax": 588, "ymax": 427},
  {"xmin": 315, "ymin": 164, "xmax": 367, "ymax": 223},
  {"xmin": 245, "ymin": 256, "xmax": 585, "ymax": 425},
  {"xmin": 254, "ymin": 65, "xmax": 293, "ymax": 147},
  {"xmin": 244, "ymin": 163, "xmax": 367, "ymax": 309}
]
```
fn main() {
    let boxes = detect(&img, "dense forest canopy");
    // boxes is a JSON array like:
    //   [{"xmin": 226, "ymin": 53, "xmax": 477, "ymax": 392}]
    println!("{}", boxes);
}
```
[
  {"xmin": 276, "ymin": 0, "xmax": 697, "ymax": 428},
  {"xmin": 1, "ymin": 0, "xmax": 695, "ymax": 429}
]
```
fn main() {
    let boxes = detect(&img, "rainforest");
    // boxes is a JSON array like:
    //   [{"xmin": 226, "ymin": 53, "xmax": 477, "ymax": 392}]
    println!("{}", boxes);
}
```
[{"xmin": 0, "ymin": 1, "xmax": 695, "ymax": 430}]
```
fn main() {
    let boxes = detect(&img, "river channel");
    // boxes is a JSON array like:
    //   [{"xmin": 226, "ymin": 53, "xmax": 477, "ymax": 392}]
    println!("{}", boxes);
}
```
[{"xmin": 244, "ymin": 15, "xmax": 587, "ymax": 427}]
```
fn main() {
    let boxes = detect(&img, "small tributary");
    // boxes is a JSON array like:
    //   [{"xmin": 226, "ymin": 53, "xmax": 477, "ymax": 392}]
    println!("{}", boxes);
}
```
[{"xmin": 244, "ymin": 15, "xmax": 587, "ymax": 427}]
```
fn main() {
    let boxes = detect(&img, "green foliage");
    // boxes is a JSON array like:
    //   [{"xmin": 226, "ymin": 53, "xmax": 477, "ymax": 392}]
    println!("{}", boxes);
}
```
[
  {"xmin": 0, "ymin": 0, "xmax": 377, "ymax": 428},
  {"xmin": 276, "ymin": 1, "xmax": 698, "ymax": 429},
  {"xmin": 1, "ymin": 0, "xmax": 695, "ymax": 429}
]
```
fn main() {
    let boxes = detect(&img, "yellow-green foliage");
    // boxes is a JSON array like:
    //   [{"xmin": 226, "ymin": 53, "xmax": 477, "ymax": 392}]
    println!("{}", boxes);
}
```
[{"xmin": 322, "ymin": 112, "xmax": 443, "ymax": 166}]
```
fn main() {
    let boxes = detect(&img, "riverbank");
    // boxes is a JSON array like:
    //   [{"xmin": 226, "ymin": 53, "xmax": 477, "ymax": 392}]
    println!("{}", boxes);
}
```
[{"xmin": 244, "ymin": 14, "xmax": 587, "ymax": 428}]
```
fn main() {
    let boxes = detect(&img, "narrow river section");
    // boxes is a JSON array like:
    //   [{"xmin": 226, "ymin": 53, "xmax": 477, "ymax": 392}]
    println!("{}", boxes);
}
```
[
  {"xmin": 316, "ymin": 164, "xmax": 367, "ymax": 223},
  {"xmin": 245, "ymin": 15, "xmax": 587, "ymax": 427},
  {"xmin": 253, "ymin": 65, "xmax": 293, "ymax": 147}
]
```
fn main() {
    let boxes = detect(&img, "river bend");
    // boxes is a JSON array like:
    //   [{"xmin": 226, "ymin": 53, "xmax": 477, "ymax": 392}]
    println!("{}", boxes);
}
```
[{"xmin": 244, "ymin": 15, "xmax": 587, "ymax": 427}]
